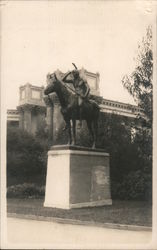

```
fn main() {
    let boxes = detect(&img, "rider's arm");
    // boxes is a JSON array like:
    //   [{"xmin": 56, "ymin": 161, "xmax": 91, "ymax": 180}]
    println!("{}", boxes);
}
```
[
  {"xmin": 62, "ymin": 72, "xmax": 73, "ymax": 83},
  {"xmin": 64, "ymin": 79, "xmax": 74, "ymax": 84}
]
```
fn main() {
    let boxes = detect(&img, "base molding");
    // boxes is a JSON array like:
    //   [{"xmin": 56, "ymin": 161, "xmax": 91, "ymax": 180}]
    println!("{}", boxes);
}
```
[
  {"xmin": 44, "ymin": 199, "xmax": 112, "ymax": 209},
  {"xmin": 44, "ymin": 202, "xmax": 70, "ymax": 209},
  {"xmin": 70, "ymin": 199, "xmax": 112, "ymax": 209}
]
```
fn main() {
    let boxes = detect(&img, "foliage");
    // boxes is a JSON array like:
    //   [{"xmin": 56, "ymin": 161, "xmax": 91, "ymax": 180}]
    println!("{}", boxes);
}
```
[
  {"xmin": 7, "ymin": 112, "xmax": 152, "ymax": 200},
  {"xmin": 122, "ymin": 26, "xmax": 153, "ymax": 124},
  {"xmin": 7, "ymin": 127, "xmax": 47, "ymax": 186},
  {"xmin": 112, "ymin": 171, "xmax": 152, "ymax": 201},
  {"xmin": 7, "ymin": 183, "xmax": 45, "ymax": 198},
  {"xmin": 52, "ymin": 111, "xmax": 152, "ymax": 200},
  {"xmin": 121, "ymin": 26, "xmax": 153, "ymax": 201},
  {"xmin": 133, "ymin": 126, "xmax": 152, "ymax": 169}
]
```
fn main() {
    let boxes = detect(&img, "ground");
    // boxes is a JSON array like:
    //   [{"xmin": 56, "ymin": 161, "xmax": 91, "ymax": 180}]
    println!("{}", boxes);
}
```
[
  {"xmin": 7, "ymin": 198, "xmax": 152, "ymax": 227},
  {"xmin": 7, "ymin": 217, "xmax": 152, "ymax": 248}
]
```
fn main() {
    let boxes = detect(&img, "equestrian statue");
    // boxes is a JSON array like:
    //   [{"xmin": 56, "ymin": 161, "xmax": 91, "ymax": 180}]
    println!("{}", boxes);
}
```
[{"xmin": 44, "ymin": 64, "xmax": 100, "ymax": 149}]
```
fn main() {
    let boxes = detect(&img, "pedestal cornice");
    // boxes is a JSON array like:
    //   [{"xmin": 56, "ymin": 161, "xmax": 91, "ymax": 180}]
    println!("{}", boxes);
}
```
[{"xmin": 50, "ymin": 145, "xmax": 109, "ymax": 155}]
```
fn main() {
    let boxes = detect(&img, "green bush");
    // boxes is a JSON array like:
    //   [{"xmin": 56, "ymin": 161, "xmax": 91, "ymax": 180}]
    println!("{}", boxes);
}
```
[
  {"xmin": 111, "ymin": 170, "xmax": 152, "ymax": 201},
  {"xmin": 7, "ymin": 183, "xmax": 45, "ymax": 198},
  {"xmin": 7, "ymin": 127, "xmax": 47, "ymax": 186}
]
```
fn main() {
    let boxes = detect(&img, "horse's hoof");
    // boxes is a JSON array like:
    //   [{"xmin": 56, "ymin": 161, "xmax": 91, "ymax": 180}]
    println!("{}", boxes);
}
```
[{"xmin": 62, "ymin": 127, "xmax": 68, "ymax": 132}]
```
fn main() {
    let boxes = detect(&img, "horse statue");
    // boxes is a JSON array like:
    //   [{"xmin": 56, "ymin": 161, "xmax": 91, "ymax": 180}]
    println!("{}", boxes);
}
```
[{"xmin": 44, "ymin": 71, "xmax": 100, "ymax": 148}]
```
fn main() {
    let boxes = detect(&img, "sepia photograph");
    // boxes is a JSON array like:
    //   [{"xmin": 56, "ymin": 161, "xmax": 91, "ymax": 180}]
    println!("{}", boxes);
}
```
[{"xmin": 0, "ymin": 0, "xmax": 157, "ymax": 249}]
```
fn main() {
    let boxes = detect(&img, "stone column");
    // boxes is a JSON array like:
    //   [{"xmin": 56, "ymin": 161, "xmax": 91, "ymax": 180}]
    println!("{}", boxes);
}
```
[
  {"xmin": 46, "ymin": 106, "xmax": 54, "ymax": 142},
  {"xmin": 52, "ymin": 102, "xmax": 64, "ymax": 144},
  {"xmin": 23, "ymin": 108, "xmax": 32, "ymax": 133},
  {"xmin": 17, "ymin": 105, "xmax": 31, "ymax": 132},
  {"xmin": 30, "ymin": 106, "xmax": 47, "ymax": 135},
  {"xmin": 45, "ymin": 94, "xmax": 64, "ymax": 145},
  {"xmin": 17, "ymin": 107, "xmax": 24, "ymax": 130}
]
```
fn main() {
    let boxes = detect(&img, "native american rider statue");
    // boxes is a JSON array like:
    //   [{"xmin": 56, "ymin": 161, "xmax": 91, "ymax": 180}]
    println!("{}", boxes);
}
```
[
  {"xmin": 44, "ymin": 64, "xmax": 99, "ymax": 148},
  {"xmin": 55, "ymin": 65, "xmax": 90, "ymax": 130}
]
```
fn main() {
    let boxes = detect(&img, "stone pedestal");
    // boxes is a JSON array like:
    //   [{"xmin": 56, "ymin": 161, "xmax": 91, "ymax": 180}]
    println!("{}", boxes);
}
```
[{"xmin": 44, "ymin": 145, "xmax": 112, "ymax": 209}]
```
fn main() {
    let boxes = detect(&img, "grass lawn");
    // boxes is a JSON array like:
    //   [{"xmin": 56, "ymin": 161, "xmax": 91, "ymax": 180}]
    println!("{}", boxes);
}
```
[{"xmin": 7, "ymin": 198, "xmax": 152, "ymax": 227}]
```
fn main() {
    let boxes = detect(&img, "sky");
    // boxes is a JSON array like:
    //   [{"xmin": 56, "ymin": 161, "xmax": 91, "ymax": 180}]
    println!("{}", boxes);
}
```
[{"xmin": 1, "ymin": 0, "xmax": 155, "ymax": 109}]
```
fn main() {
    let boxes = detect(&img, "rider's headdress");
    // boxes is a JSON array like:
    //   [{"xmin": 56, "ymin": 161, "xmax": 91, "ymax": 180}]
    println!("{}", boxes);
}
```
[
  {"xmin": 72, "ymin": 63, "xmax": 77, "ymax": 70},
  {"xmin": 72, "ymin": 69, "xmax": 79, "ymax": 77}
]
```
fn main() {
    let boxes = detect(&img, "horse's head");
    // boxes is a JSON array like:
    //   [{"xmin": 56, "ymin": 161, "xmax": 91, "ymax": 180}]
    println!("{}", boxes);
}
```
[
  {"xmin": 44, "ymin": 73, "xmax": 57, "ymax": 95},
  {"xmin": 44, "ymin": 71, "xmax": 72, "ymax": 108}
]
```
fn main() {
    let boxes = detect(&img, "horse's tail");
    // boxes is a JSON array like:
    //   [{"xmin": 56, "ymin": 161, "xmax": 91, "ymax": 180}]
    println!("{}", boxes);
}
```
[{"xmin": 90, "ymin": 99, "xmax": 100, "ymax": 110}]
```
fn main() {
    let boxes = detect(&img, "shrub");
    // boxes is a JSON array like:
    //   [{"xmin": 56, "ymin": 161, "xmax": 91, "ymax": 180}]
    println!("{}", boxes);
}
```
[
  {"xmin": 7, "ymin": 183, "xmax": 45, "ymax": 198},
  {"xmin": 7, "ymin": 127, "xmax": 47, "ymax": 186},
  {"xmin": 111, "ymin": 170, "xmax": 152, "ymax": 201}
]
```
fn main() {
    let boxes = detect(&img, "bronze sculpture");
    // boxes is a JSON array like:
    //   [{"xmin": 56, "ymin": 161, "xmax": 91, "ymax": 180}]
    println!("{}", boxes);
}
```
[{"xmin": 44, "ymin": 69, "xmax": 100, "ymax": 148}]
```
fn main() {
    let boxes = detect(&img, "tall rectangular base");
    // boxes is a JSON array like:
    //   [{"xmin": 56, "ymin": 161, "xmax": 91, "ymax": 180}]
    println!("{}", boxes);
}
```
[{"xmin": 44, "ymin": 145, "xmax": 112, "ymax": 209}]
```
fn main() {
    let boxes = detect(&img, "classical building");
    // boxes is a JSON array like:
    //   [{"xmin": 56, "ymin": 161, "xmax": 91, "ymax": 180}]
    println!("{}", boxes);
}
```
[
  {"xmin": 7, "ymin": 109, "xmax": 20, "ymax": 128},
  {"xmin": 16, "ymin": 83, "xmax": 46, "ymax": 134},
  {"xmin": 7, "ymin": 70, "xmax": 143, "ymax": 138}
]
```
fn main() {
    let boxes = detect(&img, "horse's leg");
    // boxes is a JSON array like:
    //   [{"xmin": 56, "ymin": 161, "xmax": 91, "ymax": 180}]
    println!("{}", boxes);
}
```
[
  {"xmin": 72, "ymin": 119, "xmax": 76, "ymax": 145},
  {"xmin": 92, "ymin": 120, "xmax": 98, "ymax": 149},
  {"xmin": 67, "ymin": 120, "xmax": 72, "ymax": 145},
  {"xmin": 86, "ymin": 120, "xmax": 94, "ymax": 148},
  {"xmin": 61, "ymin": 109, "xmax": 72, "ymax": 145}
]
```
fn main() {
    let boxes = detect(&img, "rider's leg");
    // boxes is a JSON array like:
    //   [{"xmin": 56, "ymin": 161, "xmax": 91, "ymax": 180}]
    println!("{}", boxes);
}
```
[
  {"xmin": 79, "ymin": 106, "xmax": 83, "ymax": 127},
  {"xmin": 78, "ymin": 97, "xmax": 83, "ymax": 128}
]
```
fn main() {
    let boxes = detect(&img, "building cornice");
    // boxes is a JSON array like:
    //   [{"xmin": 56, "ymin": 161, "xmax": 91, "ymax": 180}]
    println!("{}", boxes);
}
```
[
  {"xmin": 7, "ymin": 109, "xmax": 20, "ymax": 121},
  {"xmin": 17, "ymin": 104, "xmax": 46, "ymax": 114}
]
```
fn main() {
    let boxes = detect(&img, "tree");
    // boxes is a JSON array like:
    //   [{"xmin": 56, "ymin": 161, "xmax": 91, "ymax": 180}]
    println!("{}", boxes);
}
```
[
  {"xmin": 122, "ymin": 26, "xmax": 153, "ymax": 125},
  {"xmin": 121, "ymin": 26, "xmax": 153, "ymax": 201}
]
